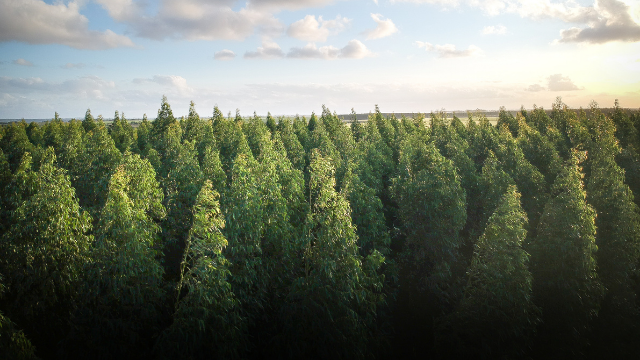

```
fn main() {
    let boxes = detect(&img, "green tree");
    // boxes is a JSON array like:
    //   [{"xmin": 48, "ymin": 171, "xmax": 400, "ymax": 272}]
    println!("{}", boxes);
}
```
[
  {"xmin": 200, "ymin": 145, "xmax": 226, "ymax": 193},
  {"xmin": 0, "ymin": 121, "xmax": 34, "ymax": 172},
  {"xmin": 157, "ymin": 181, "xmax": 246, "ymax": 359},
  {"xmin": 136, "ymin": 114, "xmax": 151, "ymax": 155},
  {"xmin": 109, "ymin": 110, "xmax": 136, "ymax": 153},
  {"xmin": 82, "ymin": 109, "xmax": 97, "ymax": 133},
  {"xmin": 73, "ymin": 122, "xmax": 122, "ymax": 214},
  {"xmin": 73, "ymin": 154, "xmax": 165, "ymax": 358},
  {"xmin": 438, "ymin": 186, "xmax": 539, "ymax": 358},
  {"xmin": 277, "ymin": 149, "xmax": 385, "ymax": 358},
  {"xmin": 584, "ymin": 109, "xmax": 640, "ymax": 345},
  {"xmin": 529, "ymin": 152, "xmax": 604, "ymax": 351},
  {"xmin": 0, "ymin": 148, "xmax": 92, "ymax": 319},
  {"xmin": 0, "ymin": 275, "xmax": 38, "ymax": 360},
  {"xmin": 392, "ymin": 134, "xmax": 466, "ymax": 297},
  {"xmin": 222, "ymin": 153, "xmax": 265, "ymax": 324}
]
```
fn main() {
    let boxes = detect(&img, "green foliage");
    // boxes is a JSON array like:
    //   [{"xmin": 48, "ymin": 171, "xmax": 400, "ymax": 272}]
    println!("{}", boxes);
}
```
[
  {"xmin": 584, "ymin": 110, "xmax": 640, "ymax": 338},
  {"xmin": 157, "ymin": 181, "xmax": 245, "ymax": 359},
  {"xmin": 0, "ymin": 148, "xmax": 92, "ymax": 318},
  {"xmin": 0, "ymin": 121, "xmax": 34, "ymax": 172},
  {"xmin": 278, "ymin": 149, "xmax": 384, "ymax": 358},
  {"xmin": 72, "ymin": 122, "xmax": 122, "ymax": 213},
  {"xmin": 109, "ymin": 110, "xmax": 136, "ymax": 153},
  {"xmin": 200, "ymin": 145, "xmax": 226, "ymax": 192},
  {"xmin": 392, "ymin": 134, "xmax": 466, "ymax": 296},
  {"xmin": 136, "ymin": 114, "xmax": 151, "ymax": 154},
  {"xmin": 74, "ymin": 155, "xmax": 165, "ymax": 358},
  {"xmin": 529, "ymin": 152, "xmax": 604, "ymax": 349},
  {"xmin": 222, "ymin": 153, "xmax": 265, "ymax": 320},
  {"xmin": 82, "ymin": 109, "xmax": 97, "ymax": 133},
  {"xmin": 438, "ymin": 186, "xmax": 539, "ymax": 358}
]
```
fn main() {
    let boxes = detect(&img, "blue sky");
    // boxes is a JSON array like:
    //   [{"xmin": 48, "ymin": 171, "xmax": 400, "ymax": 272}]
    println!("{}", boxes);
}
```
[{"xmin": 1, "ymin": 0, "xmax": 639, "ymax": 119}]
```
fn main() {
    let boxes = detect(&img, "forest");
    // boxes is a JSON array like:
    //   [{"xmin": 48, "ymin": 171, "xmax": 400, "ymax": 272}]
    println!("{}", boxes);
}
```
[{"xmin": 1, "ymin": 97, "xmax": 640, "ymax": 359}]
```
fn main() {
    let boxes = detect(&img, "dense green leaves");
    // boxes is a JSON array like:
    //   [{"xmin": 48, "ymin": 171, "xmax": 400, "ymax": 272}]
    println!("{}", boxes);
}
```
[{"xmin": 2, "ymin": 99, "xmax": 640, "ymax": 359}]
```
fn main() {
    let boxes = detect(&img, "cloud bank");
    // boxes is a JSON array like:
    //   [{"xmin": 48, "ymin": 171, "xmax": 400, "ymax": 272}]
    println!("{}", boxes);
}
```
[
  {"xmin": 287, "ymin": 15, "xmax": 351, "ymax": 42},
  {"xmin": 0, "ymin": 0, "xmax": 134, "ymax": 50},
  {"xmin": 416, "ymin": 41, "xmax": 482, "ymax": 58}
]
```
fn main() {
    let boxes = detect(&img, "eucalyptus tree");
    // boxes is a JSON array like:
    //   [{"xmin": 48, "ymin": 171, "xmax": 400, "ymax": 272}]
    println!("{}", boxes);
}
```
[
  {"xmin": 73, "ymin": 120, "xmax": 122, "ymax": 214},
  {"xmin": 392, "ymin": 133, "xmax": 466, "ymax": 299},
  {"xmin": 200, "ymin": 145, "xmax": 226, "ymax": 193},
  {"xmin": 150, "ymin": 96, "xmax": 178, "ymax": 160},
  {"xmin": 162, "ymin": 140, "xmax": 204, "ymax": 279},
  {"xmin": 0, "ymin": 149, "xmax": 92, "ymax": 354},
  {"xmin": 492, "ymin": 126, "xmax": 547, "ymax": 238},
  {"xmin": 516, "ymin": 120, "xmax": 563, "ymax": 187},
  {"xmin": 583, "ymin": 107, "xmax": 640, "ymax": 341},
  {"xmin": 277, "ymin": 149, "xmax": 385, "ymax": 358},
  {"xmin": 474, "ymin": 152, "xmax": 516, "ymax": 237},
  {"xmin": 292, "ymin": 115, "xmax": 310, "ymax": 151},
  {"xmin": 529, "ymin": 152, "xmax": 604, "ymax": 351},
  {"xmin": 276, "ymin": 118, "xmax": 306, "ymax": 171},
  {"xmin": 73, "ymin": 153, "xmax": 165, "ymax": 358},
  {"xmin": 137, "ymin": 114, "xmax": 151, "ymax": 155},
  {"xmin": 439, "ymin": 186, "xmax": 539, "ymax": 358},
  {"xmin": 157, "ymin": 180, "xmax": 246, "ymax": 359},
  {"xmin": 497, "ymin": 107, "xmax": 520, "ymax": 138},
  {"xmin": 25, "ymin": 121, "xmax": 44, "ymax": 148},
  {"xmin": 0, "ymin": 121, "xmax": 34, "ymax": 172},
  {"xmin": 0, "ymin": 275, "xmax": 38, "ymax": 360},
  {"xmin": 221, "ymin": 153, "xmax": 266, "ymax": 327},
  {"xmin": 266, "ymin": 112, "xmax": 277, "ymax": 134},
  {"xmin": 109, "ymin": 110, "xmax": 136, "ymax": 154}
]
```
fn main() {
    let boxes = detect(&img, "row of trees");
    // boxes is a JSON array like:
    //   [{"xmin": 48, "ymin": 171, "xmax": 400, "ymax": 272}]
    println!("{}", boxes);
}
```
[{"xmin": 1, "ymin": 97, "xmax": 639, "ymax": 359}]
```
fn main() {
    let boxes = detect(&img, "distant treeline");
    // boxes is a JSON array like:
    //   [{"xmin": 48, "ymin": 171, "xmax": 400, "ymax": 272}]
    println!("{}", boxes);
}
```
[{"xmin": 1, "ymin": 97, "xmax": 640, "ymax": 359}]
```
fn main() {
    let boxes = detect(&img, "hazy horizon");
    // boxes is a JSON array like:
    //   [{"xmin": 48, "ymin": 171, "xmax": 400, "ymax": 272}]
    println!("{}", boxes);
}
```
[{"xmin": 1, "ymin": 0, "xmax": 639, "ymax": 119}]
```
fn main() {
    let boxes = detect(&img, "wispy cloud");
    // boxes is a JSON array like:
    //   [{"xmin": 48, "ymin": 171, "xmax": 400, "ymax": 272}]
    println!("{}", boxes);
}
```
[
  {"xmin": 287, "ymin": 15, "xmax": 350, "ymax": 42},
  {"xmin": 62, "ymin": 63, "xmax": 85, "ymax": 69},
  {"xmin": 13, "ymin": 59, "xmax": 34, "ymax": 67},
  {"xmin": 214, "ymin": 49, "xmax": 236, "ymax": 60},
  {"xmin": 363, "ymin": 13, "xmax": 399, "ymax": 40},
  {"xmin": 526, "ymin": 74, "xmax": 583, "ymax": 92},
  {"xmin": 483, "ymin": 25, "xmax": 507, "ymax": 35},
  {"xmin": 244, "ymin": 40, "xmax": 286, "ymax": 59},
  {"xmin": 415, "ymin": 41, "xmax": 482, "ymax": 58},
  {"xmin": 287, "ymin": 40, "xmax": 374, "ymax": 59}
]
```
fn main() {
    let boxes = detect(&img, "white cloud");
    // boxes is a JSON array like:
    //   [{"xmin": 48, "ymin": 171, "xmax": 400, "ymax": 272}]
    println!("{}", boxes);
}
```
[
  {"xmin": 62, "ymin": 63, "xmax": 86, "ymax": 69},
  {"xmin": 214, "ymin": 49, "xmax": 237, "ymax": 60},
  {"xmin": 244, "ymin": 40, "xmax": 286, "ymax": 59},
  {"xmin": 483, "ymin": 25, "xmax": 507, "ymax": 35},
  {"xmin": 287, "ymin": 43, "xmax": 341, "ymax": 59},
  {"xmin": 134, "ymin": 75, "xmax": 191, "ymax": 90},
  {"xmin": 287, "ymin": 15, "xmax": 350, "ymax": 42},
  {"xmin": 13, "ymin": 59, "xmax": 34, "ymax": 67},
  {"xmin": 286, "ymin": 40, "xmax": 374, "ymax": 59},
  {"xmin": 547, "ymin": 74, "xmax": 581, "ymax": 91},
  {"xmin": 557, "ymin": 0, "xmax": 640, "ymax": 43},
  {"xmin": 0, "ymin": 75, "xmax": 115, "ymax": 97},
  {"xmin": 248, "ymin": 0, "xmax": 339, "ymax": 10},
  {"xmin": 525, "ymin": 84, "xmax": 545, "ymax": 92},
  {"xmin": 364, "ymin": 13, "xmax": 399, "ymax": 40},
  {"xmin": 395, "ymin": 0, "xmax": 640, "ymax": 44},
  {"xmin": 339, "ymin": 40, "xmax": 375, "ymax": 58},
  {"xmin": 0, "ymin": 0, "xmax": 134, "ymax": 50},
  {"xmin": 416, "ymin": 41, "xmax": 482, "ymax": 58},
  {"xmin": 96, "ymin": 0, "xmax": 284, "ymax": 41},
  {"xmin": 525, "ymin": 74, "xmax": 583, "ymax": 92}
]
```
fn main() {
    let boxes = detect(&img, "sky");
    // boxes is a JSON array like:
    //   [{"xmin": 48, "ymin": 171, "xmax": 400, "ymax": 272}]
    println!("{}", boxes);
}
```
[{"xmin": 1, "ymin": 0, "xmax": 639, "ymax": 119}]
